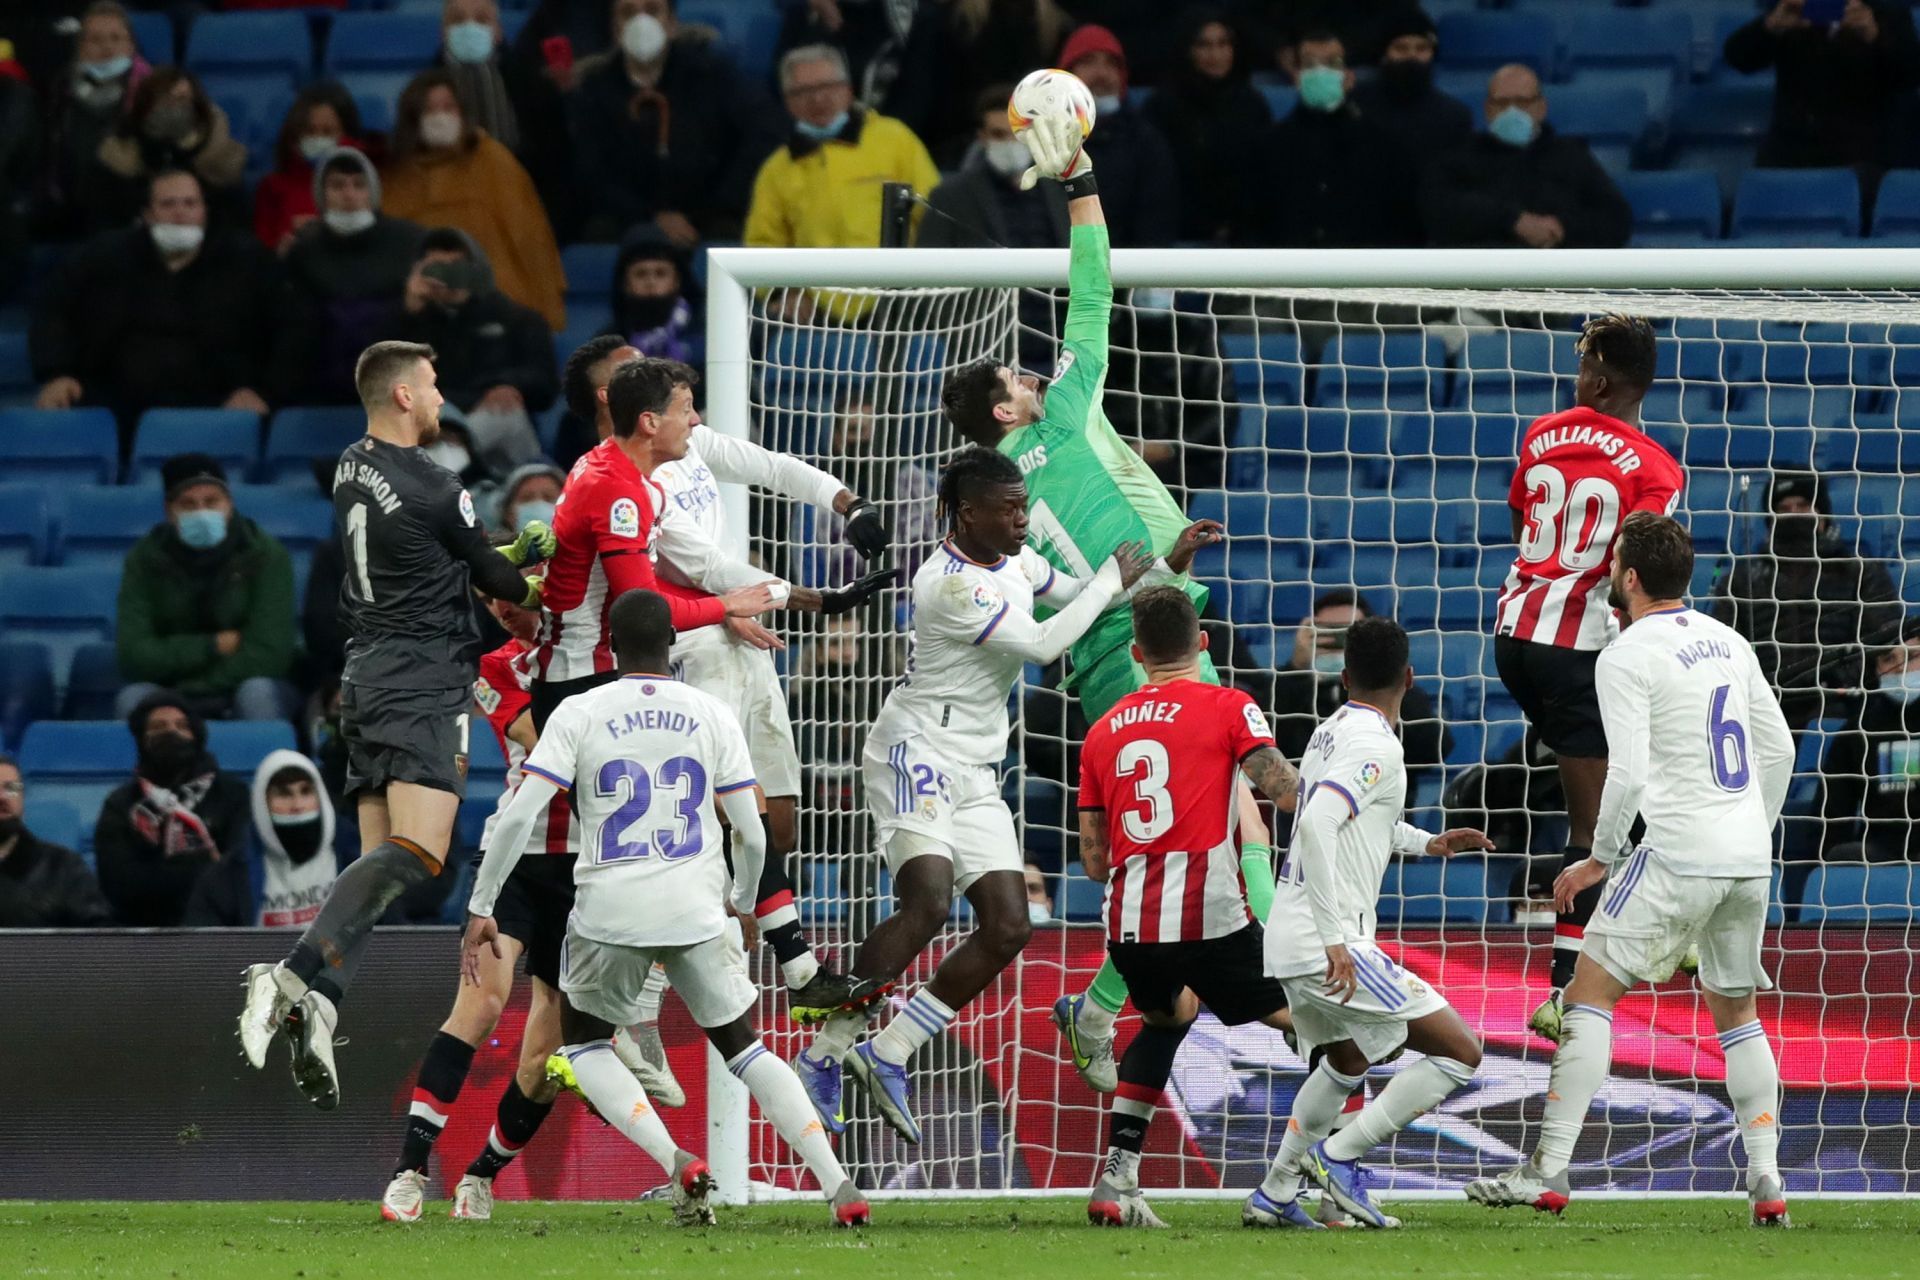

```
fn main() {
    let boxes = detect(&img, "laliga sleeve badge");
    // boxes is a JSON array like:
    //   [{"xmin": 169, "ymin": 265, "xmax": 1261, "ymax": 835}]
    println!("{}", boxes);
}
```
[
  {"xmin": 1242, "ymin": 701, "xmax": 1272, "ymax": 740},
  {"xmin": 971, "ymin": 583, "xmax": 999, "ymax": 611},
  {"xmin": 1353, "ymin": 761, "xmax": 1383, "ymax": 792},
  {"xmin": 610, "ymin": 496, "xmax": 640, "ymax": 539},
  {"xmin": 459, "ymin": 489, "xmax": 477, "ymax": 527},
  {"xmin": 472, "ymin": 677, "xmax": 500, "ymax": 716}
]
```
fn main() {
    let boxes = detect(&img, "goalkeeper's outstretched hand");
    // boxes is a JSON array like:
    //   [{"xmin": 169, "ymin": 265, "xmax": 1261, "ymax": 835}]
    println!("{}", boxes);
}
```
[
  {"xmin": 843, "ymin": 497, "xmax": 891, "ymax": 559},
  {"xmin": 1017, "ymin": 112, "xmax": 1091, "ymax": 191},
  {"xmin": 502, "ymin": 519, "xmax": 556, "ymax": 567},
  {"xmin": 820, "ymin": 565, "xmax": 898, "ymax": 616}
]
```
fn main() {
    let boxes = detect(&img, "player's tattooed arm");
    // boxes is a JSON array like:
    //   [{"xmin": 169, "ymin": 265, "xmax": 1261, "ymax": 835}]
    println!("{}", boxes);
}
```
[
  {"xmin": 1078, "ymin": 810, "xmax": 1112, "ymax": 884},
  {"xmin": 1240, "ymin": 745, "xmax": 1302, "ymax": 812}
]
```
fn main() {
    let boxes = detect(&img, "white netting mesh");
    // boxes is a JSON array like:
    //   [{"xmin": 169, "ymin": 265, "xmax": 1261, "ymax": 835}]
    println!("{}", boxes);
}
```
[{"xmin": 732, "ymin": 275, "xmax": 1919, "ymax": 1198}]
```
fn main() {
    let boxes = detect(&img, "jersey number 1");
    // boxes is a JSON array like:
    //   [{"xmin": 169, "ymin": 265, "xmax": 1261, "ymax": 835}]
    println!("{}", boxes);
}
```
[
  {"xmin": 344, "ymin": 502, "xmax": 375, "ymax": 603},
  {"xmin": 1116, "ymin": 739, "xmax": 1174, "ymax": 842}
]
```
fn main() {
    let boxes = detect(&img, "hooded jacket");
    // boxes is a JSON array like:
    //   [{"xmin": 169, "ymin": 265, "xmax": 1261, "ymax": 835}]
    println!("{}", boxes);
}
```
[
  {"xmin": 284, "ymin": 147, "xmax": 426, "ymax": 403},
  {"xmin": 184, "ymin": 750, "xmax": 340, "ymax": 927},
  {"xmin": 381, "ymin": 227, "xmax": 558, "ymax": 414},
  {"xmin": 253, "ymin": 134, "xmax": 374, "ymax": 251},
  {"xmin": 116, "ymin": 512, "xmax": 295, "ymax": 699},
  {"xmin": 602, "ymin": 225, "xmax": 703, "ymax": 365}
]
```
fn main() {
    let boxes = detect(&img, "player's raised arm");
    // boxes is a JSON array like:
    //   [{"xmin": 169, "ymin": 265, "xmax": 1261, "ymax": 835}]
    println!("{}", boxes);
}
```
[
  {"xmin": 654, "ymin": 498, "xmax": 893, "ymax": 616},
  {"xmin": 1014, "ymin": 108, "xmax": 1109, "ymax": 430},
  {"xmin": 690, "ymin": 423, "xmax": 889, "ymax": 560},
  {"xmin": 442, "ymin": 486, "xmax": 548, "ymax": 607}
]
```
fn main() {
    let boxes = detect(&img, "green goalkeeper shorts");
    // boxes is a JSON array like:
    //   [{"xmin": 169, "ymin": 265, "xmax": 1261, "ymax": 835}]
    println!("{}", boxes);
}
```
[{"xmin": 1074, "ymin": 643, "xmax": 1222, "ymax": 721}]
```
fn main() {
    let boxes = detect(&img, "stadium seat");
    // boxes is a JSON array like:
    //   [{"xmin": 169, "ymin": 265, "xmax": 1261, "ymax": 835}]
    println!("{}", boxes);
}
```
[
  {"xmin": 1619, "ymin": 170, "xmax": 1723, "ymax": 246},
  {"xmin": 562, "ymin": 243, "xmax": 621, "ymax": 303},
  {"xmin": 0, "ymin": 485, "xmax": 53, "ymax": 571},
  {"xmin": 0, "ymin": 409, "xmax": 118, "ymax": 484},
  {"xmin": 1669, "ymin": 83, "xmax": 1771, "ymax": 203},
  {"xmin": 265, "ymin": 407, "xmax": 366, "ymax": 483},
  {"xmin": 677, "ymin": 1, "xmax": 782, "ymax": 77},
  {"xmin": 1255, "ymin": 83, "xmax": 1298, "ymax": 120},
  {"xmin": 1310, "ymin": 331, "xmax": 1441, "ymax": 412},
  {"xmin": 185, "ymin": 12, "xmax": 313, "ymax": 82},
  {"xmin": 324, "ymin": 11, "xmax": 444, "ymax": 72},
  {"xmin": 1222, "ymin": 329, "xmax": 1305, "ymax": 407},
  {"xmin": 1869, "ymin": 169, "xmax": 1920, "ymax": 242},
  {"xmin": 339, "ymin": 69, "xmax": 418, "ymax": 121},
  {"xmin": 128, "ymin": 409, "xmax": 263, "ymax": 484},
  {"xmin": 0, "ymin": 641, "xmax": 54, "ymax": 750},
  {"xmin": 206, "ymin": 721, "xmax": 298, "ymax": 776},
  {"xmin": 1435, "ymin": 12, "xmax": 1557, "ymax": 77},
  {"xmin": 1546, "ymin": 84, "xmax": 1647, "ymax": 176},
  {"xmin": 53, "ymin": 487, "xmax": 163, "ymax": 570},
  {"xmin": 1731, "ymin": 168, "xmax": 1861, "ymax": 244},
  {"xmin": 62, "ymin": 642, "xmax": 122, "ymax": 721},
  {"xmin": 1562, "ymin": 11, "xmax": 1691, "ymax": 123},
  {"xmin": 1455, "ymin": 330, "xmax": 1573, "ymax": 416},
  {"xmin": 236, "ymin": 488, "xmax": 335, "ymax": 554},
  {"xmin": 17, "ymin": 720, "xmax": 136, "ymax": 837},
  {"xmin": 127, "ymin": 9, "xmax": 174, "ymax": 63},
  {"xmin": 23, "ymin": 799, "xmax": 84, "ymax": 859},
  {"xmin": 1800, "ymin": 863, "xmax": 1919, "ymax": 924},
  {"xmin": 0, "ymin": 567, "xmax": 121, "ymax": 691}
]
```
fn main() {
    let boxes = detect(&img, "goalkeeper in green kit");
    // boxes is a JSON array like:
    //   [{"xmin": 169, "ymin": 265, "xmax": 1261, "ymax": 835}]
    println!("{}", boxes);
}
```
[{"xmin": 938, "ymin": 106, "xmax": 1277, "ymax": 1093}]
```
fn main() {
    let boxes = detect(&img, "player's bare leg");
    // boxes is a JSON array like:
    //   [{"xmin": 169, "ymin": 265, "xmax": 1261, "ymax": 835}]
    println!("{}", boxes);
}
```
[
  {"xmin": 454, "ymin": 979, "xmax": 565, "ymax": 1221},
  {"xmin": 1090, "ymin": 993, "xmax": 1194, "ymax": 1229}
]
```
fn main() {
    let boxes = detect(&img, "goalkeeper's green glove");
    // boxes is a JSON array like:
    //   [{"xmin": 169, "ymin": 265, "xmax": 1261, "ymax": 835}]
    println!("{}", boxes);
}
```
[
  {"xmin": 1017, "ymin": 111, "xmax": 1094, "ymax": 192},
  {"xmin": 502, "ymin": 519, "xmax": 556, "ymax": 567},
  {"xmin": 517, "ymin": 574, "xmax": 546, "ymax": 610}
]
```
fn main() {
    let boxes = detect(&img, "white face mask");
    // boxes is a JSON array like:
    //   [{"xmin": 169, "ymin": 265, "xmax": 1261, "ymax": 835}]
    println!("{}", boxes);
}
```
[
  {"xmin": 1027, "ymin": 900, "xmax": 1051, "ymax": 926},
  {"xmin": 298, "ymin": 134, "xmax": 339, "ymax": 162},
  {"xmin": 324, "ymin": 208, "xmax": 376, "ymax": 235},
  {"xmin": 419, "ymin": 110, "xmax": 463, "ymax": 148},
  {"xmin": 623, "ymin": 12, "xmax": 668, "ymax": 63},
  {"xmin": 150, "ymin": 222, "xmax": 204, "ymax": 254},
  {"xmin": 425, "ymin": 441, "xmax": 471, "ymax": 473},
  {"xmin": 984, "ymin": 138, "xmax": 1029, "ymax": 178}
]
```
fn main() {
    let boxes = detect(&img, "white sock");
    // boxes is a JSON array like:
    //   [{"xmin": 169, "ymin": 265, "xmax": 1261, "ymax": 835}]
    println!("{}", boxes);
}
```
[
  {"xmin": 564, "ymin": 1040, "xmax": 682, "ymax": 1171},
  {"xmin": 781, "ymin": 953, "xmax": 821, "ymax": 990},
  {"xmin": 1261, "ymin": 1061, "xmax": 1364, "ymax": 1201},
  {"xmin": 1534, "ymin": 1004, "xmax": 1613, "ymax": 1177},
  {"xmin": 636, "ymin": 963, "xmax": 668, "ymax": 1023},
  {"xmin": 871, "ymin": 989, "xmax": 954, "ymax": 1067},
  {"xmin": 808, "ymin": 1008, "xmax": 865, "ymax": 1064},
  {"xmin": 728, "ymin": 1040, "xmax": 848, "ymax": 1197},
  {"xmin": 1323, "ymin": 1056, "xmax": 1474, "ymax": 1161},
  {"xmin": 1100, "ymin": 1146, "xmax": 1142, "ymax": 1190},
  {"xmin": 1718, "ymin": 1020, "xmax": 1781, "ymax": 1186},
  {"xmin": 1077, "ymin": 997, "xmax": 1117, "ymax": 1042}
]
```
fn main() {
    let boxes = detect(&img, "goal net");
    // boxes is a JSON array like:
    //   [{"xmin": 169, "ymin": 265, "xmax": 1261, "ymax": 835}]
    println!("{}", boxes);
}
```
[{"xmin": 704, "ymin": 249, "xmax": 1920, "ymax": 1201}]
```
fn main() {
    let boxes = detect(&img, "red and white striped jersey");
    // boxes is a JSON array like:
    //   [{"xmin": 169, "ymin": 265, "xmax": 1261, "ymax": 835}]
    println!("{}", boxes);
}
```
[
  {"xmin": 534, "ymin": 438, "xmax": 726, "ymax": 681},
  {"xmin": 1495, "ymin": 407, "xmax": 1684, "ymax": 651},
  {"xmin": 473, "ymin": 641, "xmax": 574, "ymax": 856},
  {"xmin": 1078, "ymin": 678, "xmax": 1272, "ymax": 944}
]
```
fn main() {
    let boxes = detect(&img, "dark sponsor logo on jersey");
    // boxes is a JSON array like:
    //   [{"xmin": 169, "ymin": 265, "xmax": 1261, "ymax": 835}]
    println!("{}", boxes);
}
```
[
  {"xmin": 334, "ymin": 458, "xmax": 404, "ymax": 514},
  {"xmin": 1014, "ymin": 444, "xmax": 1049, "ymax": 476},
  {"xmin": 606, "ymin": 708, "xmax": 700, "ymax": 739}
]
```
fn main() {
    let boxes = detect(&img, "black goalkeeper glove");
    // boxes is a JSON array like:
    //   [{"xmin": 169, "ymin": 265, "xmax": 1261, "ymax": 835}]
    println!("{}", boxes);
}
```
[
  {"xmin": 819, "ymin": 566, "xmax": 898, "ymax": 616},
  {"xmin": 843, "ymin": 498, "xmax": 891, "ymax": 560}
]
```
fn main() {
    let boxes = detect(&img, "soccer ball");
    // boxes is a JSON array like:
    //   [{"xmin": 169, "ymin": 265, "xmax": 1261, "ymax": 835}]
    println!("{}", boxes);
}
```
[{"xmin": 1007, "ymin": 68, "xmax": 1097, "ymax": 139}]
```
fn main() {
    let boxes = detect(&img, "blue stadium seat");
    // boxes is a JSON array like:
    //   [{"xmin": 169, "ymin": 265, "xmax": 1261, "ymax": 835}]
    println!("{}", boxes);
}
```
[
  {"xmin": 0, "ymin": 567, "xmax": 121, "ymax": 690},
  {"xmin": 1731, "ymin": 168, "xmax": 1861, "ymax": 244},
  {"xmin": 338, "ymin": 68, "xmax": 417, "ymax": 120},
  {"xmin": 325, "ymin": 11, "xmax": 443, "ymax": 72},
  {"xmin": 0, "ymin": 641, "xmax": 54, "ymax": 750},
  {"xmin": 1869, "ymin": 169, "xmax": 1920, "ymax": 242},
  {"xmin": 1311, "ymin": 331, "xmax": 1440, "ymax": 412},
  {"xmin": 1455, "ymin": 330, "xmax": 1573, "ymax": 416},
  {"xmin": 236, "ymin": 487, "xmax": 334, "ymax": 553},
  {"xmin": 0, "ymin": 485, "xmax": 54, "ymax": 571},
  {"xmin": 1563, "ymin": 11, "xmax": 1691, "ymax": 123},
  {"xmin": 127, "ymin": 10, "xmax": 175, "ymax": 63},
  {"xmin": 206, "ymin": 721, "xmax": 298, "ymax": 776},
  {"xmin": 1670, "ymin": 83, "xmax": 1772, "ymax": 203},
  {"xmin": 24, "ymin": 799, "xmax": 84, "ymax": 858},
  {"xmin": 1382, "ymin": 857, "xmax": 1508, "ymax": 925},
  {"xmin": 1800, "ymin": 863, "xmax": 1919, "ymax": 924},
  {"xmin": 1256, "ymin": 83, "xmax": 1297, "ymax": 120},
  {"xmin": 1060, "ymin": 862, "xmax": 1106, "ymax": 922},
  {"xmin": 17, "ymin": 720, "xmax": 133, "ymax": 843},
  {"xmin": 129, "ymin": 409, "xmax": 262, "ymax": 484},
  {"xmin": 0, "ymin": 409, "xmax": 118, "ymax": 484},
  {"xmin": 1619, "ymin": 170, "xmax": 1722, "ymax": 246},
  {"xmin": 199, "ymin": 77, "xmax": 297, "ymax": 154},
  {"xmin": 0, "ymin": 329, "xmax": 30, "ymax": 397},
  {"xmin": 265, "ymin": 407, "xmax": 365, "ymax": 483},
  {"xmin": 678, "ymin": 2, "xmax": 782, "ymax": 77},
  {"xmin": 1706, "ymin": 5, "xmax": 1766, "ymax": 82},
  {"xmin": 63, "ymin": 642, "xmax": 121, "ymax": 721},
  {"xmin": 52, "ymin": 487, "xmax": 163, "ymax": 570},
  {"xmin": 1436, "ymin": 12, "xmax": 1557, "ymax": 77},
  {"xmin": 1546, "ymin": 84, "xmax": 1647, "ymax": 176},
  {"xmin": 1222, "ymin": 329, "xmax": 1305, "ymax": 407},
  {"xmin": 562, "ymin": 243, "xmax": 621, "ymax": 302},
  {"xmin": 186, "ymin": 12, "xmax": 313, "ymax": 81}
]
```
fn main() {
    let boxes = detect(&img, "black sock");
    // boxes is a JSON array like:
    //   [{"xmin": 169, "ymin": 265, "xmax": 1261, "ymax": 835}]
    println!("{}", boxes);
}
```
[
  {"xmin": 396, "ymin": 1032, "xmax": 476, "ymax": 1175},
  {"xmin": 288, "ymin": 839, "xmax": 437, "ymax": 997},
  {"xmin": 465, "ymin": 1080, "xmax": 556, "ymax": 1179},
  {"xmin": 764, "ymin": 920, "xmax": 809, "ymax": 965},
  {"xmin": 1551, "ymin": 845, "xmax": 1599, "ymax": 990},
  {"xmin": 1108, "ymin": 1022, "xmax": 1189, "ymax": 1155}
]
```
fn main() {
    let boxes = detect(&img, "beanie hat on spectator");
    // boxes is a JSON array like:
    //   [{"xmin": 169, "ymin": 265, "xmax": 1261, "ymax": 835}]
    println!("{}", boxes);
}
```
[
  {"xmin": 127, "ymin": 687, "xmax": 209, "ymax": 752},
  {"xmin": 1767, "ymin": 472, "xmax": 1829, "ymax": 515},
  {"xmin": 416, "ymin": 225, "xmax": 497, "ymax": 296},
  {"xmin": 500, "ymin": 461, "xmax": 566, "ymax": 513},
  {"xmin": 1060, "ymin": 24, "xmax": 1129, "ymax": 93},
  {"xmin": 161, "ymin": 453, "xmax": 230, "ymax": 501},
  {"xmin": 1377, "ymin": 7, "xmax": 1438, "ymax": 48},
  {"xmin": 309, "ymin": 145, "xmax": 382, "ymax": 212}
]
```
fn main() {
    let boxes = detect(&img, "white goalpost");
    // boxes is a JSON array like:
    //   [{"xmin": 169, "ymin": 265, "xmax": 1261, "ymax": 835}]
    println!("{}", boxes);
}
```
[{"xmin": 701, "ymin": 247, "xmax": 1920, "ymax": 1204}]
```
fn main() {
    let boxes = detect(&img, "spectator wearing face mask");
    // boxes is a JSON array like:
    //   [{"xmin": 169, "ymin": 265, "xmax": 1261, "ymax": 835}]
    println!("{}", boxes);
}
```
[
  {"xmin": 1818, "ymin": 617, "xmax": 1920, "ymax": 863},
  {"xmin": 284, "ymin": 150, "xmax": 426, "ymax": 404},
  {"xmin": 382, "ymin": 228, "xmax": 555, "ymax": 471},
  {"xmin": 84, "ymin": 66, "xmax": 247, "ymax": 236},
  {"xmin": 1141, "ymin": 9, "xmax": 1272, "ymax": 247},
  {"xmin": 115, "ymin": 453, "xmax": 299, "ymax": 723},
  {"xmin": 253, "ymin": 83, "xmax": 371, "ymax": 255},
  {"xmin": 1237, "ymin": 28, "xmax": 1418, "ymax": 248},
  {"xmin": 1024, "ymin": 862, "xmax": 1056, "ymax": 925},
  {"xmin": 602, "ymin": 223, "xmax": 703, "ymax": 367},
  {"xmin": 0, "ymin": 754, "xmax": 113, "ymax": 929},
  {"xmin": 94, "ymin": 690, "xmax": 252, "ymax": 927},
  {"xmin": 1057, "ymin": 23, "xmax": 1178, "ymax": 249},
  {"xmin": 382, "ymin": 68, "xmax": 567, "ymax": 330},
  {"xmin": 1351, "ymin": 6, "xmax": 1471, "ymax": 162},
  {"xmin": 41, "ymin": 1, "xmax": 152, "ymax": 238},
  {"xmin": 1712, "ymin": 471, "xmax": 1905, "ymax": 725},
  {"xmin": 567, "ymin": 0, "xmax": 785, "ymax": 244},
  {"xmin": 1422, "ymin": 63, "xmax": 1631, "ymax": 249},
  {"xmin": 30, "ymin": 170, "xmax": 296, "ymax": 435},
  {"xmin": 440, "ymin": 0, "xmax": 577, "ymax": 238},
  {"xmin": 185, "ymin": 750, "xmax": 341, "ymax": 928},
  {"xmin": 497, "ymin": 462, "xmax": 565, "ymax": 535},
  {"xmin": 919, "ymin": 83, "xmax": 1069, "ymax": 249}
]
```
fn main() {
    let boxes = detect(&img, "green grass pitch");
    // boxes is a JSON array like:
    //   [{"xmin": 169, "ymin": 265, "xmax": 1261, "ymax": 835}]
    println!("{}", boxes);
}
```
[{"xmin": 5, "ymin": 1199, "xmax": 1917, "ymax": 1280}]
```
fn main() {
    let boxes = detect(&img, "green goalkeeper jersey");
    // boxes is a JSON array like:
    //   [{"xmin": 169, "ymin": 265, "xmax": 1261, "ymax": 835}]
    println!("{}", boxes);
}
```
[{"xmin": 997, "ymin": 222, "xmax": 1207, "ymax": 678}]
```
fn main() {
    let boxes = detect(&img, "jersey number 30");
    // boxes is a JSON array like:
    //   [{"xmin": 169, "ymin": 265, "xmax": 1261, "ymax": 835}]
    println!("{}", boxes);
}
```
[
  {"xmin": 594, "ymin": 756, "xmax": 708, "ymax": 863},
  {"xmin": 1116, "ymin": 739, "xmax": 1174, "ymax": 842},
  {"xmin": 1517, "ymin": 463, "xmax": 1621, "ymax": 572}
]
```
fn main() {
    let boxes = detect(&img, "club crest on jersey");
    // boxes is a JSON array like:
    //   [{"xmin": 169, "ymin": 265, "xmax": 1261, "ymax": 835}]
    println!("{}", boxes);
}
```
[
  {"xmin": 920, "ymin": 797, "xmax": 939, "ymax": 821},
  {"xmin": 472, "ymin": 677, "xmax": 500, "ymax": 715},
  {"xmin": 610, "ymin": 496, "xmax": 641, "ymax": 539},
  {"xmin": 1353, "ymin": 761, "xmax": 1383, "ymax": 792},
  {"xmin": 458, "ymin": 489, "xmax": 477, "ymax": 527}
]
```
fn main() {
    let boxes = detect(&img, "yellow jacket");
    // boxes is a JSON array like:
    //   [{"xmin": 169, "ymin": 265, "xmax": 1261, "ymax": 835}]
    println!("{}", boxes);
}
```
[
  {"xmin": 744, "ymin": 110, "xmax": 939, "ymax": 249},
  {"xmin": 382, "ymin": 132, "xmax": 567, "ymax": 331}
]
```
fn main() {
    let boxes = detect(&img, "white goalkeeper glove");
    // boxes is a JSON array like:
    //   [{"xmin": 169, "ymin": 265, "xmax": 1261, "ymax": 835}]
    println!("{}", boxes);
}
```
[{"xmin": 1017, "ymin": 112, "xmax": 1092, "ymax": 191}]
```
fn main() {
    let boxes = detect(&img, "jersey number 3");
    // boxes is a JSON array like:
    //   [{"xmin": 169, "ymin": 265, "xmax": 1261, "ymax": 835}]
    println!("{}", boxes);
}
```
[{"xmin": 1116, "ymin": 739, "xmax": 1175, "ymax": 842}]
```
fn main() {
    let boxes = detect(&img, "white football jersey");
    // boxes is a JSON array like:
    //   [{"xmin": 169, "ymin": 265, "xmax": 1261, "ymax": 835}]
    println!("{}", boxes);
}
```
[
  {"xmin": 869, "ymin": 541, "xmax": 1076, "ymax": 767},
  {"xmin": 520, "ymin": 674, "xmax": 757, "ymax": 947},
  {"xmin": 1265, "ymin": 702, "xmax": 1430, "ymax": 980},
  {"xmin": 1590, "ymin": 607, "xmax": 1794, "ymax": 878}
]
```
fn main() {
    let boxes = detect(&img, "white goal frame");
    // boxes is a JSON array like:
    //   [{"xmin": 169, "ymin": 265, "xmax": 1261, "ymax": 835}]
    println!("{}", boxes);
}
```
[{"xmin": 699, "ymin": 247, "xmax": 1920, "ymax": 1204}]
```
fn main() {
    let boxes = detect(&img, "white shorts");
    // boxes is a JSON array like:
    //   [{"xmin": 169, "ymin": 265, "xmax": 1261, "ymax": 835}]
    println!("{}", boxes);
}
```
[
  {"xmin": 1276, "ymin": 943, "xmax": 1451, "ymax": 1065},
  {"xmin": 560, "ymin": 926, "xmax": 757, "ymax": 1029},
  {"xmin": 861, "ymin": 734, "xmax": 1020, "ymax": 892},
  {"xmin": 673, "ymin": 638, "xmax": 801, "ymax": 798},
  {"xmin": 1586, "ymin": 849, "xmax": 1772, "ymax": 997}
]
